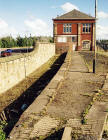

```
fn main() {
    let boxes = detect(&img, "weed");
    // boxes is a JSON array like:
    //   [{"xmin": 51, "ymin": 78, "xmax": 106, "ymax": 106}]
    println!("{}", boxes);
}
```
[
  {"xmin": 72, "ymin": 133, "xmax": 78, "ymax": 140},
  {"xmin": 103, "ymin": 130, "xmax": 108, "ymax": 138},
  {"xmin": 29, "ymin": 137, "xmax": 37, "ymax": 140},
  {"xmin": 81, "ymin": 118, "xmax": 87, "ymax": 125},
  {"xmin": 39, "ymin": 135, "xmax": 45, "ymax": 140},
  {"xmin": 0, "ymin": 120, "xmax": 7, "ymax": 140},
  {"xmin": 81, "ymin": 101, "xmax": 93, "ymax": 124}
]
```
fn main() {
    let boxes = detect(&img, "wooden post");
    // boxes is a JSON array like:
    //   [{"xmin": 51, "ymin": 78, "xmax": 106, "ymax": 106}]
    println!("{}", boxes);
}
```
[{"xmin": 93, "ymin": 0, "xmax": 97, "ymax": 73}]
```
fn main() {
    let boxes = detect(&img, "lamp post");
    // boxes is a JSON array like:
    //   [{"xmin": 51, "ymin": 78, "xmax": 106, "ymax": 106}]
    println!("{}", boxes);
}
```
[
  {"xmin": 25, "ymin": 30, "xmax": 29, "ymax": 54},
  {"xmin": 30, "ymin": 33, "xmax": 32, "ymax": 48},
  {"xmin": 10, "ymin": 34, "xmax": 11, "ymax": 48},
  {"xmin": 93, "ymin": 0, "xmax": 97, "ymax": 73}
]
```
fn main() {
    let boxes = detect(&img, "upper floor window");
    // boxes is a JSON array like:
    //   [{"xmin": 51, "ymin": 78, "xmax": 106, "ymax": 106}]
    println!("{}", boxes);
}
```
[
  {"xmin": 83, "ymin": 24, "xmax": 91, "ymax": 33},
  {"xmin": 63, "ymin": 24, "xmax": 72, "ymax": 33}
]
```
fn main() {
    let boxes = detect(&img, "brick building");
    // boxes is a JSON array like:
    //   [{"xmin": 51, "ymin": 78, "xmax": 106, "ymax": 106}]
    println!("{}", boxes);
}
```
[{"xmin": 53, "ymin": 9, "xmax": 96, "ymax": 53}]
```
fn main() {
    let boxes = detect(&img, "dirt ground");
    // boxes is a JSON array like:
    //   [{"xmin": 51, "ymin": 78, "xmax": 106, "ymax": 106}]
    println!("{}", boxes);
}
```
[{"xmin": 79, "ymin": 51, "xmax": 108, "ymax": 74}]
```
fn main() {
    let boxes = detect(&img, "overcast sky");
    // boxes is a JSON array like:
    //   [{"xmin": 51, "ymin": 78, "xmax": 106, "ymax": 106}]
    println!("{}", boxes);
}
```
[{"xmin": 0, "ymin": 0, "xmax": 108, "ymax": 39}]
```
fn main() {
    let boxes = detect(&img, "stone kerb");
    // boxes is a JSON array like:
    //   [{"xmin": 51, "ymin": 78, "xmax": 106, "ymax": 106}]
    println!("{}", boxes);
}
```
[
  {"xmin": 62, "ymin": 127, "xmax": 72, "ymax": 140},
  {"xmin": 8, "ymin": 46, "xmax": 72, "ymax": 140},
  {"xmin": 0, "ymin": 43, "xmax": 55, "ymax": 94}
]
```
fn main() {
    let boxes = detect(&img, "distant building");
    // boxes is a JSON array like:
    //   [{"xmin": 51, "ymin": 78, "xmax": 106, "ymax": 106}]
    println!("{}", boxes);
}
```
[{"xmin": 53, "ymin": 9, "xmax": 96, "ymax": 53}]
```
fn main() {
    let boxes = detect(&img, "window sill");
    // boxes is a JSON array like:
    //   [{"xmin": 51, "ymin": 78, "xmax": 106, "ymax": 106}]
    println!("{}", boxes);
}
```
[
  {"xmin": 63, "ymin": 32, "xmax": 72, "ymax": 34},
  {"xmin": 82, "ymin": 32, "xmax": 91, "ymax": 34}
]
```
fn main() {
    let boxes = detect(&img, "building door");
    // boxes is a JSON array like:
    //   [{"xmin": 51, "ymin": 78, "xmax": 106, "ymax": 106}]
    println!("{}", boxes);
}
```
[
  {"xmin": 73, "ymin": 44, "xmax": 76, "ymax": 51},
  {"xmin": 82, "ymin": 41, "xmax": 90, "ymax": 50},
  {"xmin": 72, "ymin": 36, "xmax": 77, "ymax": 51}
]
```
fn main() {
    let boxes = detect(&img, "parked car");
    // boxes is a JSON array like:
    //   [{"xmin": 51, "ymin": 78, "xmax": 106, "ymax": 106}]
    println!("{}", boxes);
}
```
[
  {"xmin": 6, "ymin": 49, "xmax": 12, "ymax": 53},
  {"xmin": 1, "ymin": 49, "xmax": 12, "ymax": 57}
]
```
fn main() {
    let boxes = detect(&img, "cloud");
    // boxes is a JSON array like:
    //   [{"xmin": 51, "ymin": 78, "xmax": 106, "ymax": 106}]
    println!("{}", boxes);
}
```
[
  {"xmin": 98, "ymin": 11, "xmax": 108, "ymax": 19},
  {"xmin": 51, "ymin": 6, "xmax": 58, "ymax": 9},
  {"xmin": 0, "ymin": 18, "xmax": 17, "ymax": 38},
  {"xmin": 24, "ymin": 18, "xmax": 52, "ymax": 36},
  {"xmin": 97, "ymin": 11, "xmax": 108, "ymax": 39},
  {"xmin": 61, "ymin": 2, "xmax": 79, "ymax": 13},
  {"xmin": 97, "ymin": 24, "xmax": 108, "ymax": 39},
  {"xmin": 0, "ymin": 19, "xmax": 8, "ymax": 29}
]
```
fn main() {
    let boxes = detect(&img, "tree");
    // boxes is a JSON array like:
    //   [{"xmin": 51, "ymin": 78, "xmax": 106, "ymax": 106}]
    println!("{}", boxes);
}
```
[
  {"xmin": 1, "ymin": 38, "xmax": 9, "ymax": 48},
  {"xmin": 0, "ymin": 40, "xmax": 2, "ymax": 48},
  {"xmin": 16, "ymin": 36, "xmax": 25, "ymax": 47},
  {"xmin": 0, "ymin": 35, "xmax": 38, "ymax": 48}
]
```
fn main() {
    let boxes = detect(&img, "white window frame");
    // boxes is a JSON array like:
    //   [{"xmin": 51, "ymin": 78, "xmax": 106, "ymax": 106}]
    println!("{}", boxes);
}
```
[
  {"xmin": 82, "ymin": 40, "xmax": 91, "ymax": 50},
  {"xmin": 83, "ymin": 24, "xmax": 91, "ymax": 33},
  {"xmin": 63, "ymin": 24, "xmax": 72, "ymax": 33},
  {"xmin": 58, "ymin": 37, "xmax": 67, "ymax": 43}
]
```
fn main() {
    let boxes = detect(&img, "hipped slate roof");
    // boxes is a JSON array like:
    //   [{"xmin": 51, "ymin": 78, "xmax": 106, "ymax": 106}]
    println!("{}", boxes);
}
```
[{"xmin": 53, "ymin": 9, "xmax": 95, "ymax": 20}]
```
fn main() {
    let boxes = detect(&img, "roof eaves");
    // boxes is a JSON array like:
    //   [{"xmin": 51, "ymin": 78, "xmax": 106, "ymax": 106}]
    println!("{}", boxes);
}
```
[{"xmin": 53, "ymin": 18, "xmax": 96, "ymax": 20}]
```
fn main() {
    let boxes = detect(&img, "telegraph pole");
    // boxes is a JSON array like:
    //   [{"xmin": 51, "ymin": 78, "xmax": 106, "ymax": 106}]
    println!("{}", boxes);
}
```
[{"xmin": 93, "ymin": 0, "xmax": 97, "ymax": 73}]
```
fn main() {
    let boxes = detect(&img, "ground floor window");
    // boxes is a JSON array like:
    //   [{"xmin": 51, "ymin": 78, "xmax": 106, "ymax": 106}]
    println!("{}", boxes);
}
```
[
  {"xmin": 82, "ymin": 41, "xmax": 90, "ymax": 50},
  {"xmin": 58, "ymin": 37, "xmax": 67, "ymax": 42},
  {"xmin": 72, "ymin": 36, "xmax": 77, "ymax": 42}
]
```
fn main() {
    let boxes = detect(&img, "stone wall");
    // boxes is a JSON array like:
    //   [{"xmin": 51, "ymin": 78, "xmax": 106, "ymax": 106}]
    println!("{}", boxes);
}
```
[
  {"xmin": 0, "ymin": 43, "xmax": 55, "ymax": 94},
  {"xmin": 55, "ymin": 42, "xmax": 69, "ymax": 54}
]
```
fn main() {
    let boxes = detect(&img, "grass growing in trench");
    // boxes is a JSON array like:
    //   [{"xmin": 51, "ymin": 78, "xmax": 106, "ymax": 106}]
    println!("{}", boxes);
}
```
[{"xmin": 0, "ymin": 120, "xmax": 7, "ymax": 140}]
